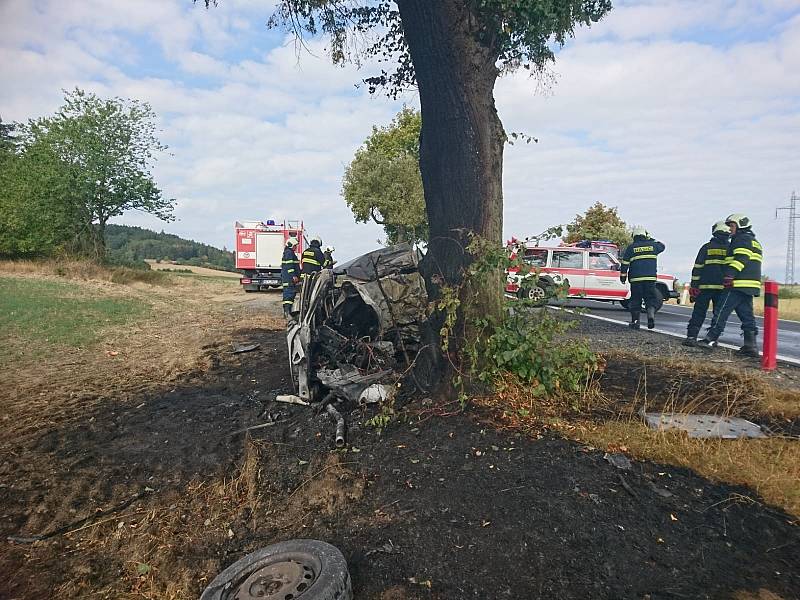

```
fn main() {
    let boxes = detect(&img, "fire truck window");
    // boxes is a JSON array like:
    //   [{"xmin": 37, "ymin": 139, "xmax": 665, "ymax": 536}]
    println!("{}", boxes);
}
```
[
  {"xmin": 589, "ymin": 252, "xmax": 615, "ymax": 271},
  {"xmin": 552, "ymin": 251, "xmax": 583, "ymax": 269},
  {"xmin": 523, "ymin": 249, "xmax": 547, "ymax": 267}
]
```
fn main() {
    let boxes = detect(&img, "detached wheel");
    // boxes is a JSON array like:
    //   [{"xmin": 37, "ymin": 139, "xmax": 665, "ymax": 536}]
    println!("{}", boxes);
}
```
[{"xmin": 200, "ymin": 539, "xmax": 352, "ymax": 600}]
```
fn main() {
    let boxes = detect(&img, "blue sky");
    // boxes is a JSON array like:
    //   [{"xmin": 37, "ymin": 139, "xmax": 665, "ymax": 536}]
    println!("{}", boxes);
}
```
[{"xmin": 1, "ymin": 0, "xmax": 799, "ymax": 280}]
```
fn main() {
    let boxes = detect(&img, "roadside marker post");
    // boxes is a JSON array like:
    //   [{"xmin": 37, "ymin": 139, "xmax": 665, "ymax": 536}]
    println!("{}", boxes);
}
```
[{"xmin": 762, "ymin": 280, "xmax": 779, "ymax": 371}]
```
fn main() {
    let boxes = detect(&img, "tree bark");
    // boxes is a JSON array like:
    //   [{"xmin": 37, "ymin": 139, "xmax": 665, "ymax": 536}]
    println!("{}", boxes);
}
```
[{"xmin": 396, "ymin": 0, "xmax": 505, "ymax": 355}]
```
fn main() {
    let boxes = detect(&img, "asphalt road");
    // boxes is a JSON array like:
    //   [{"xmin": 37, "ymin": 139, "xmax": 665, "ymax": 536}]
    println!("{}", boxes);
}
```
[{"xmin": 561, "ymin": 299, "xmax": 800, "ymax": 365}]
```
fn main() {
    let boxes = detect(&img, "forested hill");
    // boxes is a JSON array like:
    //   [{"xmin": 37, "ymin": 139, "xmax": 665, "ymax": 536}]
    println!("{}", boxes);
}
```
[{"xmin": 106, "ymin": 224, "xmax": 235, "ymax": 271}]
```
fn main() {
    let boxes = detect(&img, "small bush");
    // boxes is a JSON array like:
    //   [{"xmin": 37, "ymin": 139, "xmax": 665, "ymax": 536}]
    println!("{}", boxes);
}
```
[
  {"xmin": 478, "ymin": 307, "xmax": 597, "ymax": 398},
  {"xmin": 109, "ymin": 267, "xmax": 166, "ymax": 285}
]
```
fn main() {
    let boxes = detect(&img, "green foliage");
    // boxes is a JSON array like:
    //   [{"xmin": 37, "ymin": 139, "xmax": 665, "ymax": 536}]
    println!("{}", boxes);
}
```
[
  {"xmin": 564, "ymin": 202, "xmax": 631, "ymax": 248},
  {"xmin": 1, "ymin": 89, "xmax": 174, "ymax": 261},
  {"xmin": 436, "ymin": 234, "xmax": 597, "ymax": 400},
  {"xmin": 0, "ymin": 276, "xmax": 148, "ymax": 353},
  {"xmin": 105, "ymin": 224, "xmax": 236, "ymax": 271},
  {"xmin": 343, "ymin": 107, "xmax": 427, "ymax": 244},
  {"xmin": 263, "ymin": 1, "xmax": 612, "ymax": 95}
]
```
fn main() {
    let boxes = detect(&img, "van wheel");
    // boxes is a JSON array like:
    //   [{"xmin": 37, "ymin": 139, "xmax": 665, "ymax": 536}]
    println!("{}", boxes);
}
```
[{"xmin": 518, "ymin": 282, "xmax": 550, "ymax": 306}]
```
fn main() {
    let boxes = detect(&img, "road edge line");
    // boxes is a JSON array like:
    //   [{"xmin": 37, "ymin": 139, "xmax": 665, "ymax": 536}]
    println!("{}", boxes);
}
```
[{"xmin": 548, "ymin": 306, "xmax": 800, "ymax": 367}]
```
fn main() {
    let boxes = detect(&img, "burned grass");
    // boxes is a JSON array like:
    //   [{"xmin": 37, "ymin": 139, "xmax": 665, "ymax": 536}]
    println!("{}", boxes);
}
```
[
  {"xmin": 473, "ymin": 350, "xmax": 800, "ymax": 518},
  {"xmin": 2, "ymin": 326, "xmax": 799, "ymax": 599}
]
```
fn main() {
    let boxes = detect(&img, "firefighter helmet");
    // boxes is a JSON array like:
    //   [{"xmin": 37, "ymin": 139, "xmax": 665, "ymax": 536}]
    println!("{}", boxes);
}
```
[
  {"xmin": 286, "ymin": 237, "xmax": 299, "ymax": 248},
  {"xmin": 310, "ymin": 235, "xmax": 322, "ymax": 246},
  {"xmin": 712, "ymin": 220, "xmax": 730, "ymax": 235},
  {"xmin": 631, "ymin": 226, "xmax": 648, "ymax": 238},
  {"xmin": 725, "ymin": 213, "xmax": 751, "ymax": 229},
  {"xmin": 325, "ymin": 246, "xmax": 335, "ymax": 253}
]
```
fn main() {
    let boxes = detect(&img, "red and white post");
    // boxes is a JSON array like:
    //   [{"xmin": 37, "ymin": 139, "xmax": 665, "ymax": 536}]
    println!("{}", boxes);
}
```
[{"xmin": 762, "ymin": 280, "xmax": 779, "ymax": 371}]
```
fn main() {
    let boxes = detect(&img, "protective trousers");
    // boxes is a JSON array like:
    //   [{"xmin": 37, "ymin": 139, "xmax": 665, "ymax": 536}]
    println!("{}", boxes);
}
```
[
  {"xmin": 282, "ymin": 283, "xmax": 297, "ymax": 317},
  {"xmin": 686, "ymin": 290, "xmax": 722, "ymax": 339},
  {"xmin": 705, "ymin": 289, "xmax": 757, "ymax": 340},
  {"xmin": 628, "ymin": 281, "xmax": 658, "ymax": 322}
]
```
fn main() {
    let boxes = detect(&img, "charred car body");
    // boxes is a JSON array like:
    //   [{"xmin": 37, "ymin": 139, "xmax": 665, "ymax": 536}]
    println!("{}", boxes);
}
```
[{"xmin": 285, "ymin": 244, "xmax": 432, "ymax": 443}]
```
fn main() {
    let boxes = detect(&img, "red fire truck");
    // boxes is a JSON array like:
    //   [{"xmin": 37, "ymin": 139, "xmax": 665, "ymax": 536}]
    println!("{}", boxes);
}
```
[{"xmin": 235, "ymin": 219, "xmax": 304, "ymax": 292}]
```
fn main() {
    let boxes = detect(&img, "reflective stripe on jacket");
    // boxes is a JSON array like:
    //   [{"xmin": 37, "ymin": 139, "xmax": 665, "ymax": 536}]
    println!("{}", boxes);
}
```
[
  {"xmin": 723, "ymin": 229, "xmax": 762, "ymax": 296},
  {"xmin": 620, "ymin": 238, "xmax": 665, "ymax": 283},
  {"xmin": 302, "ymin": 245, "xmax": 326, "ymax": 275},
  {"xmin": 281, "ymin": 246, "xmax": 300, "ymax": 284},
  {"xmin": 691, "ymin": 233, "xmax": 729, "ymax": 291}
]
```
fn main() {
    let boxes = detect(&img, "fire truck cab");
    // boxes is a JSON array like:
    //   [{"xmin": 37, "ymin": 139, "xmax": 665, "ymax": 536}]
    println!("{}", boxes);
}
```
[{"xmin": 235, "ymin": 220, "xmax": 304, "ymax": 292}]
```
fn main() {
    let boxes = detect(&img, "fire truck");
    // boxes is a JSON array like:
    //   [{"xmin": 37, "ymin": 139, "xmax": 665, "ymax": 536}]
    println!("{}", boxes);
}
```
[{"xmin": 235, "ymin": 219, "xmax": 304, "ymax": 292}]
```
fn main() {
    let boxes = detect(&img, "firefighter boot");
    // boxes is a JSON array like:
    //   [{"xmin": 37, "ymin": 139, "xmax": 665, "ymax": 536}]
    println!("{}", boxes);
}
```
[
  {"xmin": 629, "ymin": 312, "xmax": 641, "ymax": 330},
  {"xmin": 646, "ymin": 306, "xmax": 656, "ymax": 330},
  {"xmin": 737, "ymin": 331, "xmax": 759, "ymax": 358},
  {"xmin": 697, "ymin": 336, "xmax": 719, "ymax": 351},
  {"xmin": 682, "ymin": 336, "xmax": 697, "ymax": 347}
]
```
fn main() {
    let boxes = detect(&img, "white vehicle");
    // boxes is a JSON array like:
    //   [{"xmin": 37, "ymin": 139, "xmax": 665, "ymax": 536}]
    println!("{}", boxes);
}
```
[
  {"xmin": 506, "ymin": 243, "xmax": 680, "ymax": 311},
  {"xmin": 235, "ymin": 219, "xmax": 304, "ymax": 292}
]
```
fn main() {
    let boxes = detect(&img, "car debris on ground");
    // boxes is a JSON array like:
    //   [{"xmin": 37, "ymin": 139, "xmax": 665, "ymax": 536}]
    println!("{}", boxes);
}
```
[
  {"xmin": 284, "ymin": 244, "xmax": 433, "ymax": 447},
  {"xmin": 643, "ymin": 412, "xmax": 767, "ymax": 439}
]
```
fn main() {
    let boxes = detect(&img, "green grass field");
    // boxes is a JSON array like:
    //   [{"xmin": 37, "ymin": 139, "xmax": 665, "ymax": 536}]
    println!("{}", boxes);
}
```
[{"xmin": 0, "ymin": 276, "xmax": 148, "ymax": 352}]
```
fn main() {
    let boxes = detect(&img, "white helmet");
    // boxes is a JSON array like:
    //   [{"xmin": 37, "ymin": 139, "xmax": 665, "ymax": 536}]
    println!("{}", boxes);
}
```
[
  {"xmin": 286, "ymin": 237, "xmax": 299, "ymax": 248},
  {"xmin": 310, "ymin": 235, "xmax": 322, "ymax": 246},
  {"xmin": 631, "ymin": 226, "xmax": 648, "ymax": 238},
  {"xmin": 325, "ymin": 246, "xmax": 335, "ymax": 253}
]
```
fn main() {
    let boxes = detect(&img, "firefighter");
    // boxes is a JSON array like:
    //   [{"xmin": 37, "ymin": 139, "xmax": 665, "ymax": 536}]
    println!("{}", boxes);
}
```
[
  {"xmin": 281, "ymin": 237, "xmax": 300, "ymax": 319},
  {"xmin": 698, "ymin": 214, "xmax": 763, "ymax": 356},
  {"xmin": 301, "ymin": 235, "xmax": 326, "ymax": 278},
  {"xmin": 323, "ymin": 246, "xmax": 336, "ymax": 269},
  {"xmin": 620, "ymin": 227, "xmax": 666, "ymax": 330},
  {"xmin": 682, "ymin": 221, "xmax": 731, "ymax": 346}
]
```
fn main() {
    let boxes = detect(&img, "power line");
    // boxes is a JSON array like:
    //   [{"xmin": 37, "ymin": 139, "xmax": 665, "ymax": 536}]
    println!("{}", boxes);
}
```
[{"xmin": 776, "ymin": 191, "xmax": 800, "ymax": 284}]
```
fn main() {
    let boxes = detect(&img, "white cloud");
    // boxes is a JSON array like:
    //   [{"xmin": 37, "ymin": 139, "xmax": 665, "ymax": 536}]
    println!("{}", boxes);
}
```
[{"xmin": 1, "ymin": 0, "xmax": 799, "ymax": 278}]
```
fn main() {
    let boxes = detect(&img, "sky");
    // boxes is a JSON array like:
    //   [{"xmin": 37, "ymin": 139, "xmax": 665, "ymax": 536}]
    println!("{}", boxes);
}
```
[{"xmin": 1, "ymin": 0, "xmax": 799, "ymax": 281}]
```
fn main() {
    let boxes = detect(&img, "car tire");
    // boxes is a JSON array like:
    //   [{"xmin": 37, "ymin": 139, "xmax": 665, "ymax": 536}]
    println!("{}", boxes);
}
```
[
  {"xmin": 200, "ymin": 539, "xmax": 352, "ymax": 600},
  {"xmin": 518, "ymin": 281, "xmax": 550, "ymax": 306}
]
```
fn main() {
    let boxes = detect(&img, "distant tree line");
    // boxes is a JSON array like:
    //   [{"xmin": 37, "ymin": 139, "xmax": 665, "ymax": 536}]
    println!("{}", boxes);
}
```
[{"xmin": 105, "ymin": 224, "xmax": 235, "ymax": 271}]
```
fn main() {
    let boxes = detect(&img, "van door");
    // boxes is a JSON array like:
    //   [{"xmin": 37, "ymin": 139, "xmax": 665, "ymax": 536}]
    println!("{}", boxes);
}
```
[
  {"xmin": 585, "ymin": 252, "xmax": 627, "ymax": 299},
  {"xmin": 549, "ymin": 250, "xmax": 585, "ymax": 295}
]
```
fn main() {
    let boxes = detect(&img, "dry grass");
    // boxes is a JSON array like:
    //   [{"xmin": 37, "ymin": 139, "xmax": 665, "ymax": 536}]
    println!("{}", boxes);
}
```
[
  {"xmin": 0, "ymin": 259, "xmax": 283, "ymax": 444},
  {"xmin": 755, "ymin": 296, "xmax": 800, "ymax": 321},
  {"xmin": 475, "ymin": 351, "xmax": 800, "ymax": 518}
]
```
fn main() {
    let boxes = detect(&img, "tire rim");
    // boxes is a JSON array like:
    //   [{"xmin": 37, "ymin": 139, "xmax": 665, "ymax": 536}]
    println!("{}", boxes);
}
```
[
  {"xmin": 527, "ymin": 286, "xmax": 546, "ymax": 301},
  {"xmin": 227, "ymin": 553, "xmax": 319, "ymax": 600}
]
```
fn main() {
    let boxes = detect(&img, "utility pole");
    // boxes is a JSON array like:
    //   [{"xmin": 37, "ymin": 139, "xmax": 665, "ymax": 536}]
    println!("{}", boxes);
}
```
[{"xmin": 777, "ymin": 191, "xmax": 800, "ymax": 284}]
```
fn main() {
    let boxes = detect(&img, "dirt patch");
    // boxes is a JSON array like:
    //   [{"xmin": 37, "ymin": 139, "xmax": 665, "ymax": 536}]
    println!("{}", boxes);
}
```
[{"xmin": 1, "ymin": 329, "xmax": 798, "ymax": 599}]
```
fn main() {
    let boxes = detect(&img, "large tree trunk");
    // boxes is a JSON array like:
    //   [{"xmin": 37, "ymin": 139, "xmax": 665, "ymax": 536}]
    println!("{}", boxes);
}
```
[{"xmin": 396, "ymin": 0, "xmax": 505, "ymax": 360}]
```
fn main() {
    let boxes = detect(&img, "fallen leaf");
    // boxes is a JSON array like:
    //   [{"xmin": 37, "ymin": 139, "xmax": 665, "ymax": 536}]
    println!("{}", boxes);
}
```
[{"xmin": 670, "ymin": 514, "xmax": 678, "ymax": 522}]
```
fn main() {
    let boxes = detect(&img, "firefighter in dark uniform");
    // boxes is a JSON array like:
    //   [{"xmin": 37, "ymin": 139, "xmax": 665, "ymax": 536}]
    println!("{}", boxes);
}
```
[
  {"xmin": 699, "ymin": 214, "xmax": 763, "ymax": 356},
  {"xmin": 301, "ymin": 235, "xmax": 325, "ymax": 278},
  {"xmin": 323, "ymin": 246, "xmax": 336, "ymax": 269},
  {"xmin": 682, "ymin": 221, "xmax": 731, "ymax": 346},
  {"xmin": 281, "ymin": 237, "xmax": 300, "ymax": 319},
  {"xmin": 620, "ymin": 226, "xmax": 666, "ymax": 330}
]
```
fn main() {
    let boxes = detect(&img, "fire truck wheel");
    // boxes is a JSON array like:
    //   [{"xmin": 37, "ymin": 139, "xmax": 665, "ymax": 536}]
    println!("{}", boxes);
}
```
[{"xmin": 200, "ymin": 539, "xmax": 352, "ymax": 600}]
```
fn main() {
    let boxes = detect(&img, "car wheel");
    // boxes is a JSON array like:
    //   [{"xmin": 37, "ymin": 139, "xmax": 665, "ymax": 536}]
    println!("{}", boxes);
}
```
[
  {"xmin": 200, "ymin": 539, "xmax": 352, "ymax": 600},
  {"xmin": 518, "ymin": 282, "xmax": 549, "ymax": 306}
]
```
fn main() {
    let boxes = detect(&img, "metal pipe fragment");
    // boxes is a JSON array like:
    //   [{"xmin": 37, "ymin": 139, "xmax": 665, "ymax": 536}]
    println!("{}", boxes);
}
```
[{"xmin": 325, "ymin": 403, "xmax": 346, "ymax": 448}]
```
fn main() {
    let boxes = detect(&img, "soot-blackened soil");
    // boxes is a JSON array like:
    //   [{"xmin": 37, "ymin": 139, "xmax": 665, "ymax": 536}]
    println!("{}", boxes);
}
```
[{"xmin": 1, "ymin": 329, "xmax": 798, "ymax": 599}]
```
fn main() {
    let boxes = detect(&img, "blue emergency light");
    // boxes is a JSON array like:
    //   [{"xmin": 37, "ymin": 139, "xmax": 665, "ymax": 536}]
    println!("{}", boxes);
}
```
[{"xmin": 266, "ymin": 219, "xmax": 275, "ymax": 225}]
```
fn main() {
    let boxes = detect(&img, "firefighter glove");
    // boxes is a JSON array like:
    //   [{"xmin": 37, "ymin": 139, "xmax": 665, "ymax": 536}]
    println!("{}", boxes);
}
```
[
  {"xmin": 620, "ymin": 275, "xmax": 627, "ymax": 284},
  {"xmin": 723, "ymin": 275, "xmax": 734, "ymax": 288},
  {"xmin": 292, "ymin": 276, "xmax": 300, "ymax": 285},
  {"xmin": 689, "ymin": 287, "xmax": 700, "ymax": 299}
]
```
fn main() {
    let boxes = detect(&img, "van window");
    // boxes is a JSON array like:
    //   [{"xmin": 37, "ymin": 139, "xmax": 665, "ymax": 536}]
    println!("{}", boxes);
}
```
[
  {"xmin": 588, "ymin": 252, "xmax": 615, "ymax": 271},
  {"xmin": 523, "ymin": 249, "xmax": 548, "ymax": 267},
  {"xmin": 552, "ymin": 251, "xmax": 583, "ymax": 269}
]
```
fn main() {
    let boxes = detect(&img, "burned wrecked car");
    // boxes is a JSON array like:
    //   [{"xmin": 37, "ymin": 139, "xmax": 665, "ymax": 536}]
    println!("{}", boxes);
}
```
[{"xmin": 285, "ymin": 244, "xmax": 432, "ymax": 443}]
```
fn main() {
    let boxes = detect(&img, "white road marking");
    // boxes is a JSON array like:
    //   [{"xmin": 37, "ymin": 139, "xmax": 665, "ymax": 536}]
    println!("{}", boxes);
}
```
[{"xmin": 549, "ymin": 306, "xmax": 800, "ymax": 367}]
